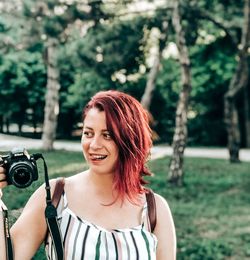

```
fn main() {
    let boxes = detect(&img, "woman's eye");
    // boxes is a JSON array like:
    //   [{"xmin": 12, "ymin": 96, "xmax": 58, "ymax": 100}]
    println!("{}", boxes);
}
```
[
  {"xmin": 103, "ymin": 133, "xmax": 112, "ymax": 140},
  {"xmin": 83, "ymin": 131, "xmax": 93, "ymax": 138}
]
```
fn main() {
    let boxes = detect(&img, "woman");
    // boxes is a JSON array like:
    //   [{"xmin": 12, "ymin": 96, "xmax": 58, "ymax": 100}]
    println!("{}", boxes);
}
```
[{"xmin": 0, "ymin": 90, "xmax": 176, "ymax": 259}]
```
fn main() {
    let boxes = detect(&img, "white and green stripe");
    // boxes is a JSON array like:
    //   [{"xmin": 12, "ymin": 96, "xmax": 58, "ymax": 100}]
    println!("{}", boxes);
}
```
[{"xmin": 45, "ymin": 193, "xmax": 157, "ymax": 260}]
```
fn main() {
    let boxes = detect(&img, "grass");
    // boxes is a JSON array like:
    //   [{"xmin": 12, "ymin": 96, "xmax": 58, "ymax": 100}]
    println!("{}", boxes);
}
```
[
  {"xmin": 1, "ymin": 150, "xmax": 250, "ymax": 259},
  {"xmin": 148, "ymin": 157, "xmax": 250, "ymax": 260}
]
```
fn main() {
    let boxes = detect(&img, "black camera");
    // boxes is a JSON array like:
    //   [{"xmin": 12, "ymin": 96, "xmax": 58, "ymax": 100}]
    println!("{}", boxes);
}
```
[{"xmin": 0, "ymin": 148, "xmax": 38, "ymax": 188}]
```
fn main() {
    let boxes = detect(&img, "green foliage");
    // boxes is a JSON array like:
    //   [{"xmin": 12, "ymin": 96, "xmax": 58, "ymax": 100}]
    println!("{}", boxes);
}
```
[
  {"xmin": 188, "ymin": 37, "xmax": 236, "ymax": 146},
  {"xmin": 0, "ymin": 0, "xmax": 248, "ymax": 147},
  {"xmin": 66, "ymin": 70, "xmax": 110, "ymax": 115},
  {"xmin": 0, "ymin": 51, "xmax": 46, "ymax": 128},
  {"xmin": 150, "ymin": 58, "xmax": 181, "ymax": 143},
  {"xmin": 76, "ymin": 17, "xmax": 146, "ymax": 77}
]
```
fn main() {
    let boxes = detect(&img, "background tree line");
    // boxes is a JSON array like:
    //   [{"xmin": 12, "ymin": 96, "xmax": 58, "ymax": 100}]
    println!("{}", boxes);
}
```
[{"xmin": 0, "ymin": 0, "xmax": 249, "ymax": 182}]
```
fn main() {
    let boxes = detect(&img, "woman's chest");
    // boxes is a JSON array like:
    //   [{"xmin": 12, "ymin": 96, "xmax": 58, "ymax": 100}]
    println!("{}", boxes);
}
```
[{"xmin": 67, "ymin": 199, "xmax": 143, "ymax": 230}]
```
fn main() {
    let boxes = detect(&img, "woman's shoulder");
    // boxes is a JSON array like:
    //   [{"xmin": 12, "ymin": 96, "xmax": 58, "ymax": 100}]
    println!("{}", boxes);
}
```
[
  {"xmin": 152, "ymin": 192, "xmax": 174, "ymax": 224},
  {"xmin": 50, "ymin": 171, "xmax": 87, "ymax": 186},
  {"xmin": 151, "ymin": 192, "xmax": 176, "ymax": 259},
  {"xmin": 64, "ymin": 171, "xmax": 88, "ymax": 186},
  {"xmin": 153, "ymin": 192, "xmax": 170, "ymax": 208},
  {"xmin": 54, "ymin": 171, "xmax": 89, "ymax": 196}
]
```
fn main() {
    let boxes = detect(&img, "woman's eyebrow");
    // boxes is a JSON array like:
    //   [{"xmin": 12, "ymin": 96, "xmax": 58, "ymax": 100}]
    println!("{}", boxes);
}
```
[
  {"xmin": 83, "ymin": 126, "xmax": 109, "ymax": 132},
  {"xmin": 83, "ymin": 126, "xmax": 93, "ymax": 130}
]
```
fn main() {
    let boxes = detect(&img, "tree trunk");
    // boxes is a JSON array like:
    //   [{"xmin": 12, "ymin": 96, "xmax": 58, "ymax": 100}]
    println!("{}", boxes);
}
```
[
  {"xmin": 168, "ymin": 0, "xmax": 192, "ymax": 185},
  {"xmin": 5, "ymin": 117, "xmax": 10, "ymax": 133},
  {"xmin": 140, "ymin": 46, "xmax": 161, "ymax": 110},
  {"xmin": 244, "ymin": 83, "xmax": 250, "ymax": 147},
  {"xmin": 42, "ymin": 38, "xmax": 60, "ymax": 151},
  {"xmin": 225, "ymin": 99, "xmax": 241, "ymax": 161},
  {"xmin": 141, "ymin": 22, "xmax": 169, "ymax": 110},
  {"xmin": 224, "ymin": 0, "xmax": 250, "ymax": 161},
  {"xmin": 0, "ymin": 115, "xmax": 3, "ymax": 133}
]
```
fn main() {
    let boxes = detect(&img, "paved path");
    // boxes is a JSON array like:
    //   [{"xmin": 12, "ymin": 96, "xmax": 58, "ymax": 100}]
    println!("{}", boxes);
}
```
[{"xmin": 0, "ymin": 133, "xmax": 250, "ymax": 161}]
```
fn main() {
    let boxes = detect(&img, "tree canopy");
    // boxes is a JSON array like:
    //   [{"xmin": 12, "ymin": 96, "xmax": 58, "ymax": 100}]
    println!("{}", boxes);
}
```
[{"xmin": 0, "ymin": 0, "xmax": 249, "ymax": 150}]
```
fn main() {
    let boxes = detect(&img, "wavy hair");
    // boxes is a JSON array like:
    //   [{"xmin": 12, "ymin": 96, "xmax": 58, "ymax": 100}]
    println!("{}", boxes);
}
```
[{"xmin": 83, "ymin": 90, "xmax": 152, "ymax": 203}]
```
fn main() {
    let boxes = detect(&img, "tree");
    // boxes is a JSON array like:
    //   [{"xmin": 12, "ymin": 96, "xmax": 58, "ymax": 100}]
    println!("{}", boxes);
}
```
[
  {"xmin": 141, "ymin": 22, "xmax": 169, "ymax": 110},
  {"xmin": 42, "ymin": 37, "xmax": 60, "ymax": 149},
  {"xmin": 168, "ymin": 0, "xmax": 192, "ymax": 185},
  {"xmin": 224, "ymin": 0, "xmax": 250, "ymax": 162}
]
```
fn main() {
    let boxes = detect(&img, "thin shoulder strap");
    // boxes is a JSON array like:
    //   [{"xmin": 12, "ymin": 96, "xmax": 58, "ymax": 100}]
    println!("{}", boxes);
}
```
[
  {"xmin": 52, "ymin": 178, "xmax": 65, "ymax": 208},
  {"xmin": 145, "ymin": 189, "xmax": 157, "ymax": 232}
]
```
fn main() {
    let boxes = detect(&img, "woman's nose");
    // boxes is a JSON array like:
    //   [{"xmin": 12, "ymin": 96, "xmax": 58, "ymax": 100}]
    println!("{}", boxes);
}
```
[{"xmin": 90, "ymin": 136, "xmax": 103, "ymax": 149}]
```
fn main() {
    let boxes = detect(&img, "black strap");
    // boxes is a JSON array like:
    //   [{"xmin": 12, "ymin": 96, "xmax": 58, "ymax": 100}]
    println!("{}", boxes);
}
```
[
  {"xmin": 2, "ymin": 209, "xmax": 14, "ymax": 260},
  {"xmin": 39, "ymin": 155, "xmax": 64, "ymax": 260},
  {"xmin": 45, "ymin": 204, "xmax": 64, "ymax": 260},
  {"xmin": 146, "ymin": 189, "xmax": 157, "ymax": 232}
]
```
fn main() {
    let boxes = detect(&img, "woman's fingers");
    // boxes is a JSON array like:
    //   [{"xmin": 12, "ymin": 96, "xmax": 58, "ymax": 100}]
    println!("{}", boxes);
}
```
[{"xmin": 0, "ymin": 167, "xmax": 7, "ymax": 189}]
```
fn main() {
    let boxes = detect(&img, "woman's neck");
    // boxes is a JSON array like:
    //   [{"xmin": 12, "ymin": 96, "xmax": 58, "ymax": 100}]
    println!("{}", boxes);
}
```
[{"xmin": 84, "ymin": 169, "xmax": 117, "ymax": 200}]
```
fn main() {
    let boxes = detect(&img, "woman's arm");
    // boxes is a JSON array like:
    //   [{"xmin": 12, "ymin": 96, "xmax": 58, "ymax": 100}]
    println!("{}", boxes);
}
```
[
  {"xmin": 0, "ymin": 168, "xmax": 8, "ymax": 260},
  {"xmin": 10, "ymin": 184, "xmax": 49, "ymax": 259},
  {"xmin": 0, "ymin": 190, "xmax": 7, "ymax": 260},
  {"xmin": 154, "ymin": 193, "xmax": 176, "ymax": 260},
  {"xmin": 0, "ymin": 166, "xmax": 57, "ymax": 259}
]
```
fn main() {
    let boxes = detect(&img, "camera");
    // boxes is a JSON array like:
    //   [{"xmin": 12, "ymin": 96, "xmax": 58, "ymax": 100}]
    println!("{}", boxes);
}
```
[{"xmin": 0, "ymin": 148, "xmax": 38, "ymax": 188}]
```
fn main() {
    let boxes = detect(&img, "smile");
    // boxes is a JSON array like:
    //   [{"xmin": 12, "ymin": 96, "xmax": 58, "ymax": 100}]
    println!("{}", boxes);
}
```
[{"xmin": 89, "ymin": 154, "xmax": 108, "ymax": 160}]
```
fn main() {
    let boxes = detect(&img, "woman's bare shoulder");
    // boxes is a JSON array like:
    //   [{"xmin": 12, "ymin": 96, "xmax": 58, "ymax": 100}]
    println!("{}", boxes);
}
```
[
  {"xmin": 64, "ymin": 171, "xmax": 88, "ymax": 184},
  {"xmin": 153, "ymin": 192, "xmax": 176, "ymax": 259},
  {"xmin": 152, "ymin": 192, "xmax": 175, "ymax": 233},
  {"xmin": 153, "ymin": 193, "xmax": 172, "ymax": 211}
]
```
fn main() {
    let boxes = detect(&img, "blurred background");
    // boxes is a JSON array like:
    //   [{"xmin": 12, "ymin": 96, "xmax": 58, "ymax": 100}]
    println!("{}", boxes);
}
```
[{"xmin": 0, "ymin": 0, "xmax": 250, "ymax": 259}]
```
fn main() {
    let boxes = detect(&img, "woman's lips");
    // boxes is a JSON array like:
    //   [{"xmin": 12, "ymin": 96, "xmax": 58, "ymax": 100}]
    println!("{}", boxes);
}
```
[{"xmin": 89, "ymin": 154, "xmax": 108, "ymax": 161}]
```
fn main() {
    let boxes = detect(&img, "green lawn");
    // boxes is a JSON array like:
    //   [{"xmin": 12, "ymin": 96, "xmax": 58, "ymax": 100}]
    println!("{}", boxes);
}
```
[
  {"xmin": 148, "ymin": 157, "xmax": 250, "ymax": 260},
  {"xmin": 2, "ymin": 150, "xmax": 250, "ymax": 259}
]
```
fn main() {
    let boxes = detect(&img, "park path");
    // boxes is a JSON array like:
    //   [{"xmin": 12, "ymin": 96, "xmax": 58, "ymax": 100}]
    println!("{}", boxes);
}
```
[{"xmin": 0, "ymin": 133, "xmax": 250, "ymax": 161}]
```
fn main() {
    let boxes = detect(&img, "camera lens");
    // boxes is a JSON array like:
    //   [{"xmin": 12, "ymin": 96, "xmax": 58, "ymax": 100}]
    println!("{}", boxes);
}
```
[
  {"xmin": 13, "ymin": 168, "xmax": 32, "ymax": 187},
  {"xmin": 9, "ymin": 162, "xmax": 33, "ymax": 188}
]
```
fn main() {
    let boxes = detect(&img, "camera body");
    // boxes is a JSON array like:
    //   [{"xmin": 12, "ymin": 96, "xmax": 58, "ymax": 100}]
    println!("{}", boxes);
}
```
[{"xmin": 0, "ymin": 148, "xmax": 38, "ymax": 188}]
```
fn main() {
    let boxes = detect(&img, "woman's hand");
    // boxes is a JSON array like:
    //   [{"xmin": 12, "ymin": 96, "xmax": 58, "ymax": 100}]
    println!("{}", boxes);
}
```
[
  {"xmin": 0, "ymin": 166, "xmax": 7, "ymax": 191},
  {"xmin": 0, "ymin": 166, "xmax": 7, "ymax": 210},
  {"xmin": 0, "ymin": 166, "xmax": 8, "ymax": 260}
]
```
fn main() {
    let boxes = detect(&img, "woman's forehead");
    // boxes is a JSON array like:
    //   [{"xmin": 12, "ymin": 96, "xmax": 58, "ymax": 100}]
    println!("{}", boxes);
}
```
[{"xmin": 84, "ymin": 108, "xmax": 107, "ymax": 127}]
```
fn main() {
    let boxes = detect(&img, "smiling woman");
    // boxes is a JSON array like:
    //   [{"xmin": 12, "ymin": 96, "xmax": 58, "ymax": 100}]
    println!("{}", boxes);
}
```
[
  {"xmin": 0, "ymin": 90, "xmax": 176, "ymax": 260},
  {"xmin": 82, "ymin": 91, "xmax": 152, "ymax": 203},
  {"xmin": 82, "ymin": 107, "xmax": 119, "ymax": 179}
]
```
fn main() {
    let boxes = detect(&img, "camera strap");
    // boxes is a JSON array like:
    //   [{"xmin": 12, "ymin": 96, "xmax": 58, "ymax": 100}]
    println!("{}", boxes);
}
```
[
  {"xmin": 0, "ymin": 204, "xmax": 14, "ymax": 260},
  {"xmin": 38, "ymin": 154, "xmax": 64, "ymax": 260}
]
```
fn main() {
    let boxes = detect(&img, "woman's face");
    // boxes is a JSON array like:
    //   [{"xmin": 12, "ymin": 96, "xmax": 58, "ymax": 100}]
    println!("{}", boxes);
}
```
[{"xmin": 82, "ymin": 107, "xmax": 119, "ymax": 176}]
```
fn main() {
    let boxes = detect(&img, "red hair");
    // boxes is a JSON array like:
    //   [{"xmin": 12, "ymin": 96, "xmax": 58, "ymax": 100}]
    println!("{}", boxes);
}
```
[{"xmin": 83, "ymin": 90, "xmax": 152, "ymax": 203}]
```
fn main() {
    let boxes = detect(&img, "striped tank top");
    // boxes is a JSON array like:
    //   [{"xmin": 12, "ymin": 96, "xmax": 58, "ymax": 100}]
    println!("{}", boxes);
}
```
[{"xmin": 45, "ymin": 191, "xmax": 158, "ymax": 260}]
